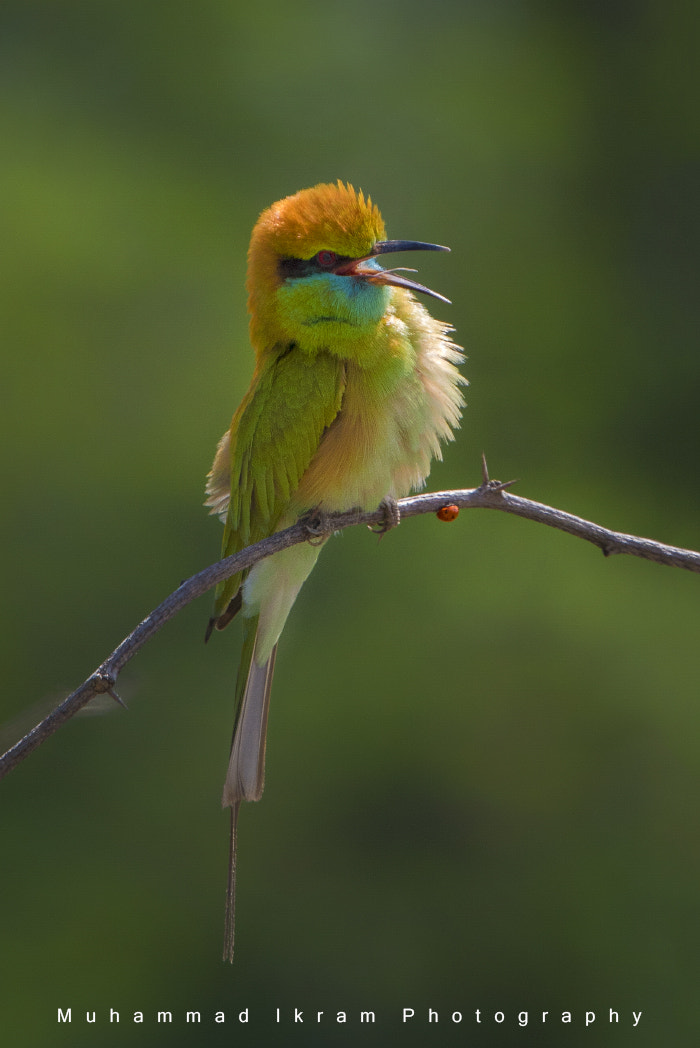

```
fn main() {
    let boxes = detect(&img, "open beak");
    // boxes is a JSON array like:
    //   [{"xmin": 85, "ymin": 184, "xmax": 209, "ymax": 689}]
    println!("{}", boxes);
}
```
[{"xmin": 336, "ymin": 240, "xmax": 451, "ymax": 305}]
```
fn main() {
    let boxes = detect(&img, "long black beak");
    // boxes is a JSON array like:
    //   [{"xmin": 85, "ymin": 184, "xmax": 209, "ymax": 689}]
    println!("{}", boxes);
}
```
[
  {"xmin": 373, "ymin": 240, "xmax": 450, "ymax": 256},
  {"xmin": 336, "ymin": 240, "xmax": 451, "ymax": 305}
]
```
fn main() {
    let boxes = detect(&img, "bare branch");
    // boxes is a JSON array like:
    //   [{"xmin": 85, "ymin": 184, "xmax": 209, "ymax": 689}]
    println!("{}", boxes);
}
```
[{"xmin": 2, "ymin": 478, "xmax": 699, "ymax": 782}]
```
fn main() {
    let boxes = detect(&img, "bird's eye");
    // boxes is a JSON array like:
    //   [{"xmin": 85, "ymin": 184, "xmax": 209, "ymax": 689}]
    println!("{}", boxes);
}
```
[{"xmin": 316, "ymin": 250, "xmax": 337, "ymax": 268}]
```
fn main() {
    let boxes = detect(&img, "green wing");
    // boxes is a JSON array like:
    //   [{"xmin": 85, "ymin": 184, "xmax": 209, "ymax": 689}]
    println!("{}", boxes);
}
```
[{"xmin": 212, "ymin": 345, "xmax": 345, "ymax": 622}]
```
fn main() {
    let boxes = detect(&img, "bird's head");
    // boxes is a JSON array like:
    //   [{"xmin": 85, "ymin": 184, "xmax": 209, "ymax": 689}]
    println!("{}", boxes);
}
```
[{"xmin": 246, "ymin": 181, "xmax": 449, "ymax": 356}]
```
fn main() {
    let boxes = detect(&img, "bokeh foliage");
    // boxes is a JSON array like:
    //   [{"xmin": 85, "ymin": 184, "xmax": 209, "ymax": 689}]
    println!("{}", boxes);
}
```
[{"xmin": 1, "ymin": 2, "xmax": 699, "ymax": 1045}]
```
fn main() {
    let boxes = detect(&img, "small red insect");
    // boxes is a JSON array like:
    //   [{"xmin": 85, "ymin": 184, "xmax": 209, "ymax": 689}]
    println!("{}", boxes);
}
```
[{"xmin": 437, "ymin": 504, "xmax": 459, "ymax": 522}]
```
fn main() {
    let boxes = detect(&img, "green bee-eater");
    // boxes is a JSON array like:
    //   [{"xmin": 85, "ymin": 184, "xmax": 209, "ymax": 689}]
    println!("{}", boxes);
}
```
[{"xmin": 205, "ymin": 181, "xmax": 464, "ymax": 958}]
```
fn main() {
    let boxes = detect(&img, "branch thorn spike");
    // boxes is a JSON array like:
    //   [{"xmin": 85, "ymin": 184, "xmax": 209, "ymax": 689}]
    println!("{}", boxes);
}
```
[
  {"xmin": 108, "ymin": 689, "xmax": 129, "ymax": 710},
  {"xmin": 481, "ymin": 452, "xmax": 490, "ymax": 486},
  {"xmin": 490, "ymin": 478, "xmax": 519, "ymax": 493}
]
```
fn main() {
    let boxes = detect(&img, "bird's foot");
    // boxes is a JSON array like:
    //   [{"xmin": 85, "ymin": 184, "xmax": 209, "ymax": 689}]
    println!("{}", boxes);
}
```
[
  {"xmin": 369, "ymin": 495, "xmax": 401, "ymax": 537},
  {"xmin": 300, "ymin": 507, "xmax": 333, "ymax": 546}
]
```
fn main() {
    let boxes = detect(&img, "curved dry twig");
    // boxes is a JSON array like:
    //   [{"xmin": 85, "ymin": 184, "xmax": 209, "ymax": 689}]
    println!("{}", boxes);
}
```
[{"xmin": 1, "ymin": 472, "xmax": 698, "ymax": 782}]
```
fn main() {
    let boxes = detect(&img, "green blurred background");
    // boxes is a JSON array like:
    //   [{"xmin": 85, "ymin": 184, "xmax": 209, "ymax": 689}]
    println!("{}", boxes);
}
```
[{"xmin": 2, "ymin": 2, "xmax": 699, "ymax": 1045}]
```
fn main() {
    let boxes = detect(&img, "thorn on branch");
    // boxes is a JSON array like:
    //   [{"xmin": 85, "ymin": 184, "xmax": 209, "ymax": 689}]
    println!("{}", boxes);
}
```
[
  {"xmin": 108, "ymin": 689, "xmax": 128, "ymax": 710},
  {"xmin": 481, "ymin": 451, "xmax": 490, "ymax": 486},
  {"xmin": 489, "ymin": 478, "xmax": 519, "ymax": 494},
  {"xmin": 94, "ymin": 670, "xmax": 116, "ymax": 693},
  {"xmin": 479, "ymin": 453, "xmax": 518, "ymax": 495},
  {"xmin": 93, "ymin": 671, "xmax": 127, "ymax": 709}
]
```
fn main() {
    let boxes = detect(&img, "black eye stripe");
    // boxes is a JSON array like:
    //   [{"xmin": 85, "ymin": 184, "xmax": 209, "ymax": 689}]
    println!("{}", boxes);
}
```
[
  {"xmin": 278, "ymin": 252, "xmax": 352, "ymax": 280},
  {"xmin": 278, "ymin": 257, "xmax": 310, "ymax": 279}
]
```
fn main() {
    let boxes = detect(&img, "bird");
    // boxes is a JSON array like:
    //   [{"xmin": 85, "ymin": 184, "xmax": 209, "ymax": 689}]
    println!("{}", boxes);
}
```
[{"xmin": 205, "ymin": 180, "xmax": 465, "ymax": 960}]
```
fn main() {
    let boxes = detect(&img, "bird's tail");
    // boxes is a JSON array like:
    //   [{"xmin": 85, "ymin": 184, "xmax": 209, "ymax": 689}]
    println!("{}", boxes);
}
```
[
  {"xmin": 222, "ymin": 616, "xmax": 277, "ymax": 807},
  {"xmin": 222, "ymin": 614, "xmax": 277, "ymax": 962}
]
